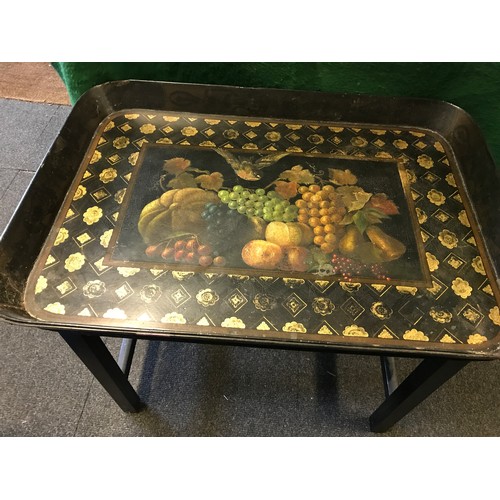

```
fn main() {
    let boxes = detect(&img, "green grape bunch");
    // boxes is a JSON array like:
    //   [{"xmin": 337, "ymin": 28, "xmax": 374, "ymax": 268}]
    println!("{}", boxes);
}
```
[{"xmin": 217, "ymin": 186, "xmax": 299, "ymax": 222}]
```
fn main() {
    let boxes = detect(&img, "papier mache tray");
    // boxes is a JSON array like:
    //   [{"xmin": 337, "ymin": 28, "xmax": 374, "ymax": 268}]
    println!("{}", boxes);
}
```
[{"xmin": 1, "ymin": 80, "xmax": 499, "ymax": 358}]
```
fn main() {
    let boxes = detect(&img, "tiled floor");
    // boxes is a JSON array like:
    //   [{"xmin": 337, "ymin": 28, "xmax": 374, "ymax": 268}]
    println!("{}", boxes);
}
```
[{"xmin": 1, "ymin": 98, "xmax": 499, "ymax": 436}]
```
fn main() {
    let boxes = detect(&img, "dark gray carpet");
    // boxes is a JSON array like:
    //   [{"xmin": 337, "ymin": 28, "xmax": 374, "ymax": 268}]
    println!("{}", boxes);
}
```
[{"xmin": 1, "ymin": 98, "xmax": 499, "ymax": 436}]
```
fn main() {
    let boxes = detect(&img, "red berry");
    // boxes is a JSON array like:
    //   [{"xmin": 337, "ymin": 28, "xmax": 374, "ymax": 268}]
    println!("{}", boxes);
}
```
[
  {"xmin": 174, "ymin": 240, "xmax": 186, "ymax": 251},
  {"xmin": 174, "ymin": 250, "xmax": 185, "ymax": 261},
  {"xmin": 145, "ymin": 242, "xmax": 164, "ymax": 258},
  {"xmin": 186, "ymin": 239, "xmax": 198, "ymax": 252},
  {"xmin": 198, "ymin": 255, "xmax": 213, "ymax": 267},
  {"xmin": 198, "ymin": 244, "xmax": 212, "ymax": 256},
  {"xmin": 161, "ymin": 247, "xmax": 174, "ymax": 260},
  {"xmin": 213, "ymin": 256, "xmax": 226, "ymax": 267},
  {"xmin": 185, "ymin": 251, "xmax": 196, "ymax": 263}
]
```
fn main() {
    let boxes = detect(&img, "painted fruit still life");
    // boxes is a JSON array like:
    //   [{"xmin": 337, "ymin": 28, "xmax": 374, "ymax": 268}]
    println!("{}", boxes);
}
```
[{"xmin": 111, "ymin": 146, "xmax": 423, "ymax": 283}]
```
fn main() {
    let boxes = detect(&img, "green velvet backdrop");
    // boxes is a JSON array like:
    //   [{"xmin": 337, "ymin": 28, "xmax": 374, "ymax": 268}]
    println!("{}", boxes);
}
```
[{"xmin": 52, "ymin": 62, "xmax": 500, "ymax": 167}]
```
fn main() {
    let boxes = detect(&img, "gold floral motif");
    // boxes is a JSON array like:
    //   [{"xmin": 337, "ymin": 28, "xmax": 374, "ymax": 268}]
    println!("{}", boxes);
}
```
[
  {"xmin": 124, "ymin": 113, "xmax": 139, "ymax": 120},
  {"xmin": 350, "ymin": 136, "xmax": 367, "ymax": 147},
  {"xmin": 286, "ymin": 146, "xmax": 303, "ymax": 153},
  {"xmin": 286, "ymin": 124, "xmax": 302, "ymax": 130},
  {"xmin": 370, "ymin": 129, "xmax": 386, "ymax": 135},
  {"xmin": 163, "ymin": 115, "xmax": 179, "ymax": 122},
  {"xmin": 438, "ymin": 229, "xmax": 458, "ymax": 249},
  {"xmin": 44, "ymin": 302, "xmax": 65, "ymax": 315},
  {"xmin": 54, "ymin": 227, "xmax": 69, "ymax": 246},
  {"xmin": 471, "ymin": 256, "xmax": 486, "ymax": 276},
  {"xmin": 140, "ymin": 284, "xmax": 162, "ymax": 304},
  {"xmin": 140, "ymin": 123, "xmax": 156, "ymax": 134},
  {"xmin": 403, "ymin": 329, "xmax": 429, "ymax": 341},
  {"xmin": 440, "ymin": 334, "xmax": 456, "ymax": 344},
  {"xmin": 243, "ymin": 143, "xmax": 258, "ymax": 150},
  {"xmin": 339, "ymin": 282, "xmax": 361, "ymax": 293},
  {"xmin": 99, "ymin": 167, "xmax": 118, "ymax": 184},
  {"xmin": 223, "ymin": 129, "xmax": 239, "ymax": 139},
  {"xmin": 283, "ymin": 278, "xmax": 305, "ymax": 287},
  {"xmin": 103, "ymin": 120, "xmax": 115, "ymax": 132},
  {"xmin": 221, "ymin": 317, "xmax": 246, "ymax": 329},
  {"xmin": 417, "ymin": 154, "xmax": 434, "ymax": 169},
  {"xmin": 161, "ymin": 312, "xmax": 187, "ymax": 324},
  {"xmin": 83, "ymin": 206, "xmax": 103, "ymax": 225},
  {"xmin": 457, "ymin": 210, "xmax": 470, "ymax": 228},
  {"xmin": 73, "ymin": 185, "xmax": 87, "ymax": 201},
  {"xmin": 426, "ymin": 252, "xmax": 439, "ymax": 272},
  {"xmin": 467, "ymin": 333, "xmax": 488, "ymax": 345},
  {"xmin": 90, "ymin": 150, "xmax": 102, "ymax": 164},
  {"xmin": 196, "ymin": 288, "xmax": 219, "ymax": 307},
  {"xmin": 312, "ymin": 298, "xmax": 335, "ymax": 316},
  {"xmin": 393, "ymin": 139, "xmax": 408, "ymax": 149},
  {"xmin": 427, "ymin": 189, "xmax": 446, "ymax": 206},
  {"xmin": 128, "ymin": 152, "xmax": 139, "ymax": 166},
  {"xmin": 416, "ymin": 207, "xmax": 428, "ymax": 224},
  {"xmin": 451, "ymin": 277, "xmax": 472, "ymax": 299},
  {"xmin": 406, "ymin": 169, "xmax": 417, "ymax": 184},
  {"xmin": 434, "ymin": 141, "xmax": 445, "ymax": 153},
  {"xmin": 35, "ymin": 276, "xmax": 48, "ymax": 294},
  {"xmin": 370, "ymin": 302, "xmax": 392, "ymax": 320},
  {"xmin": 64, "ymin": 252, "xmax": 85, "ymax": 272},
  {"xmin": 172, "ymin": 271, "xmax": 194, "ymax": 281},
  {"xmin": 156, "ymin": 137, "xmax": 173, "ymax": 144},
  {"xmin": 113, "ymin": 136, "xmax": 130, "ymax": 149},
  {"xmin": 429, "ymin": 307, "xmax": 452, "ymax": 323},
  {"xmin": 375, "ymin": 152, "xmax": 393, "ymax": 159},
  {"xmin": 342, "ymin": 325, "xmax": 368, "ymax": 337},
  {"xmin": 97, "ymin": 230, "xmax": 111, "ymax": 249},
  {"xmin": 253, "ymin": 293, "xmax": 276, "ymax": 312},
  {"xmin": 282, "ymin": 321, "xmax": 307, "ymax": 333},
  {"xmin": 265, "ymin": 131, "xmax": 281, "ymax": 142},
  {"xmin": 245, "ymin": 121, "xmax": 261, "ymax": 128},
  {"xmin": 82, "ymin": 280, "xmax": 106, "ymax": 298},
  {"xmin": 181, "ymin": 126, "xmax": 198, "ymax": 137},
  {"xmin": 396, "ymin": 286, "xmax": 417, "ymax": 295},
  {"xmin": 103, "ymin": 308, "xmax": 127, "ymax": 319},
  {"xmin": 117, "ymin": 267, "xmax": 140, "ymax": 277},
  {"xmin": 489, "ymin": 306, "xmax": 500, "ymax": 326},
  {"xmin": 463, "ymin": 308, "xmax": 481, "ymax": 323},
  {"xmin": 445, "ymin": 173, "xmax": 456, "ymax": 187}
]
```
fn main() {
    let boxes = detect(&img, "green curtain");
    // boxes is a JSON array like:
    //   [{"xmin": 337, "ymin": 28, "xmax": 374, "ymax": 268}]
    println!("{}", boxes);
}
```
[{"xmin": 52, "ymin": 62, "xmax": 500, "ymax": 167}]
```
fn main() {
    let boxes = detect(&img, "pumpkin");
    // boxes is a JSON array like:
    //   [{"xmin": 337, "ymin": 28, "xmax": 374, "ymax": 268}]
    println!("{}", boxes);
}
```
[{"xmin": 138, "ymin": 187, "xmax": 219, "ymax": 244}]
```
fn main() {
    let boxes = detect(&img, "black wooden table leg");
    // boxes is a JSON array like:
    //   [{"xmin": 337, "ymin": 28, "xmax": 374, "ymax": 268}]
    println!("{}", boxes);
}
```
[
  {"xmin": 60, "ymin": 331, "xmax": 142, "ymax": 412},
  {"xmin": 369, "ymin": 357, "xmax": 469, "ymax": 433}
]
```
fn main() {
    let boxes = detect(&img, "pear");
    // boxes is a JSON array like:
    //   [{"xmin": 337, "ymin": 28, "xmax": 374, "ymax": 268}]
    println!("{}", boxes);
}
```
[
  {"xmin": 339, "ymin": 226, "xmax": 365, "ymax": 257},
  {"xmin": 365, "ymin": 225, "xmax": 406, "ymax": 261}
]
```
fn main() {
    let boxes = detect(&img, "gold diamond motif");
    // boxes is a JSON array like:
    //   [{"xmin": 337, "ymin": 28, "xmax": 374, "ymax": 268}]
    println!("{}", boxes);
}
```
[
  {"xmin": 445, "ymin": 254, "xmax": 466, "ymax": 270},
  {"xmin": 90, "ymin": 188, "xmax": 111, "ymax": 202},
  {"xmin": 119, "ymin": 123, "xmax": 132, "ymax": 133},
  {"xmin": 106, "ymin": 154, "xmax": 121, "ymax": 165},
  {"xmin": 282, "ymin": 293, "xmax": 307, "ymax": 317},
  {"xmin": 432, "ymin": 209, "xmax": 451, "ymax": 223},
  {"xmin": 162, "ymin": 125, "xmax": 174, "ymax": 134},
  {"xmin": 372, "ymin": 139, "xmax": 385, "ymax": 148},
  {"xmin": 226, "ymin": 289, "xmax": 248, "ymax": 312},
  {"xmin": 244, "ymin": 130, "xmax": 258, "ymax": 140},
  {"xmin": 56, "ymin": 279, "xmax": 76, "ymax": 296},
  {"xmin": 170, "ymin": 286, "xmax": 191, "ymax": 306},
  {"xmin": 341, "ymin": 297, "xmax": 365, "ymax": 320},
  {"xmin": 114, "ymin": 283, "xmax": 133, "ymax": 301}
]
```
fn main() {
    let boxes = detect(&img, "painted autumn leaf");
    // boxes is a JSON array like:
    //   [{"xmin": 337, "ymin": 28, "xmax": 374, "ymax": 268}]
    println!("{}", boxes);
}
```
[
  {"xmin": 167, "ymin": 172, "xmax": 197, "ymax": 189},
  {"xmin": 274, "ymin": 180, "xmax": 299, "ymax": 199},
  {"xmin": 279, "ymin": 165, "xmax": 315, "ymax": 184},
  {"xmin": 163, "ymin": 157, "xmax": 191, "ymax": 175},
  {"xmin": 336, "ymin": 186, "xmax": 372, "ymax": 212},
  {"xmin": 367, "ymin": 193, "xmax": 399, "ymax": 215},
  {"xmin": 329, "ymin": 168, "xmax": 358, "ymax": 186},
  {"xmin": 195, "ymin": 171, "xmax": 224, "ymax": 191}
]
